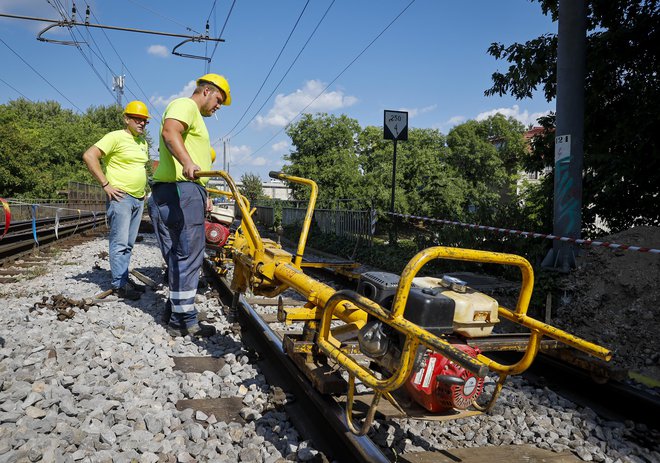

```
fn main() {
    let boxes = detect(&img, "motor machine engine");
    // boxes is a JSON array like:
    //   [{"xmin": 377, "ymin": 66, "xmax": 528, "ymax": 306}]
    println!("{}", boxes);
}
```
[
  {"xmin": 356, "ymin": 271, "xmax": 498, "ymax": 413},
  {"xmin": 205, "ymin": 204, "xmax": 234, "ymax": 247}
]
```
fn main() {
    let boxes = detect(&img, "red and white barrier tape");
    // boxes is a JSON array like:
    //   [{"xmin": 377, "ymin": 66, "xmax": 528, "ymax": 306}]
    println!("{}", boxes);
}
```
[{"xmin": 388, "ymin": 212, "xmax": 660, "ymax": 255}]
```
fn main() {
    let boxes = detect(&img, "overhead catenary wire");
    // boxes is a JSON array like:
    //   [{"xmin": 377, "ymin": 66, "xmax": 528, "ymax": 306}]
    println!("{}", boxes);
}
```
[
  {"xmin": 0, "ymin": 37, "xmax": 82, "ymax": 113},
  {"xmin": 125, "ymin": 0, "xmax": 202, "ymax": 34},
  {"xmin": 0, "ymin": 76, "xmax": 34, "ymax": 102},
  {"xmin": 235, "ymin": 0, "xmax": 416, "ymax": 165},
  {"xmin": 222, "ymin": 0, "xmax": 311, "ymax": 139},
  {"xmin": 85, "ymin": 5, "xmax": 163, "ymax": 122},
  {"xmin": 222, "ymin": 0, "xmax": 336, "ymax": 142},
  {"xmin": 208, "ymin": 0, "xmax": 237, "ymax": 68},
  {"xmin": 46, "ymin": 0, "xmax": 116, "ymax": 100}
]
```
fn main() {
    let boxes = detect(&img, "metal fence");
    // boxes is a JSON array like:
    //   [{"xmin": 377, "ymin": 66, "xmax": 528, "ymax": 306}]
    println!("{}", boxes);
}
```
[
  {"xmin": 4, "ymin": 181, "xmax": 106, "ymax": 221},
  {"xmin": 281, "ymin": 207, "xmax": 373, "ymax": 243},
  {"xmin": 255, "ymin": 206, "xmax": 274, "ymax": 228}
]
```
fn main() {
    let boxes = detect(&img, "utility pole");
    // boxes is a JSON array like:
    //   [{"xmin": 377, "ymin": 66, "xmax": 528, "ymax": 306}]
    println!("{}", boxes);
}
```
[
  {"xmin": 112, "ymin": 75, "xmax": 125, "ymax": 107},
  {"xmin": 542, "ymin": 0, "xmax": 587, "ymax": 272}
]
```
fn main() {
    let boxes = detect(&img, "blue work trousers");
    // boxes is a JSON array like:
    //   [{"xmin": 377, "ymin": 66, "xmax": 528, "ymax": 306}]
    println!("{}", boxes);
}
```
[
  {"xmin": 148, "ymin": 182, "xmax": 206, "ymax": 329},
  {"xmin": 107, "ymin": 194, "xmax": 144, "ymax": 289}
]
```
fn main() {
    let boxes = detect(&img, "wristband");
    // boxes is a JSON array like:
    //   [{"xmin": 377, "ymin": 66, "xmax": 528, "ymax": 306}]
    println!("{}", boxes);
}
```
[{"xmin": 102, "ymin": 181, "xmax": 110, "ymax": 188}]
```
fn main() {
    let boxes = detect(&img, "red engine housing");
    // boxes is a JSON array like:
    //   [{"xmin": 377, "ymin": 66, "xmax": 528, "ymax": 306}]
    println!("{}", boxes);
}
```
[
  {"xmin": 204, "ymin": 221, "xmax": 230, "ymax": 246},
  {"xmin": 405, "ymin": 343, "xmax": 484, "ymax": 413}
]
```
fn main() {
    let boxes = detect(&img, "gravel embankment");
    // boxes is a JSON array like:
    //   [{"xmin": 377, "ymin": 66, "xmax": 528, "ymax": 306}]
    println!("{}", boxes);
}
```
[
  {"xmin": 0, "ymin": 234, "xmax": 657, "ymax": 462},
  {"xmin": 0, "ymin": 235, "xmax": 319, "ymax": 463}
]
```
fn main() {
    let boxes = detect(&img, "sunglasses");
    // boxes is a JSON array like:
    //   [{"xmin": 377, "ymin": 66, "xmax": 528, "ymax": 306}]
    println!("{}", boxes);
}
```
[{"xmin": 129, "ymin": 116, "xmax": 149, "ymax": 125}]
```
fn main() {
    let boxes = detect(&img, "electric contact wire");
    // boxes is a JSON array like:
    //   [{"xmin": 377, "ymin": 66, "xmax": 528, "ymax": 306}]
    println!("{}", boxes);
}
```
[
  {"xmin": 86, "ymin": 5, "xmax": 163, "ymax": 122},
  {"xmin": 46, "ymin": 0, "xmax": 116, "ymax": 100},
  {"xmin": 237, "ymin": 0, "xmax": 416, "ymax": 164},
  {"xmin": 222, "ymin": 0, "xmax": 311, "ymax": 139},
  {"xmin": 218, "ymin": 0, "xmax": 335, "ymax": 142},
  {"xmin": 208, "ymin": 0, "xmax": 237, "ymax": 65},
  {"xmin": 0, "ymin": 37, "xmax": 82, "ymax": 113},
  {"xmin": 126, "ymin": 0, "xmax": 201, "ymax": 34},
  {"xmin": 0, "ymin": 76, "xmax": 34, "ymax": 102}
]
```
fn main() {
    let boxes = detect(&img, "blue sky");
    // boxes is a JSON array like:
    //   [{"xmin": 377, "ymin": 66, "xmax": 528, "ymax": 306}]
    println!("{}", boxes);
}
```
[{"xmin": 0, "ymin": 0, "xmax": 556, "ymax": 181}]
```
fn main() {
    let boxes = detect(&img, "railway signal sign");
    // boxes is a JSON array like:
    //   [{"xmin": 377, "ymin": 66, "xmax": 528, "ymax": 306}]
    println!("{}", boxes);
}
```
[{"xmin": 384, "ymin": 110, "xmax": 408, "ymax": 141}]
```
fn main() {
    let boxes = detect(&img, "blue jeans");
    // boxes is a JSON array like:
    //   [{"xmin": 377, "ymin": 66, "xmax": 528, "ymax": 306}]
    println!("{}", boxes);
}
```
[
  {"xmin": 148, "ymin": 182, "xmax": 206, "ymax": 329},
  {"xmin": 107, "ymin": 194, "xmax": 144, "ymax": 289}
]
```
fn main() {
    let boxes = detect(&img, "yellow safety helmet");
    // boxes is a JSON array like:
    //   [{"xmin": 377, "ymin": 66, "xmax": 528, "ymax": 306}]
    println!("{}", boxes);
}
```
[
  {"xmin": 124, "ymin": 100, "xmax": 150, "ymax": 119},
  {"xmin": 197, "ymin": 73, "xmax": 232, "ymax": 106},
  {"xmin": 210, "ymin": 147, "xmax": 216, "ymax": 163}
]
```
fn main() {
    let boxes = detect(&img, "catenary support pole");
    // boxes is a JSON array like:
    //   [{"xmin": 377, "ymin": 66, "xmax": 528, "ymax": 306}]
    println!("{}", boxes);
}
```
[{"xmin": 542, "ymin": 0, "xmax": 587, "ymax": 271}]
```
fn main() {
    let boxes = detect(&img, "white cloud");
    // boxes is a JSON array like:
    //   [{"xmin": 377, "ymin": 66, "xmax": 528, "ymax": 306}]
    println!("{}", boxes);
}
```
[
  {"xmin": 476, "ymin": 104, "xmax": 550, "ymax": 126},
  {"xmin": 228, "ymin": 144, "xmax": 252, "ymax": 165},
  {"xmin": 151, "ymin": 81, "xmax": 196, "ymax": 107},
  {"xmin": 251, "ymin": 157, "xmax": 268, "ymax": 166},
  {"xmin": 147, "ymin": 45, "xmax": 169, "ymax": 58},
  {"xmin": 254, "ymin": 80, "xmax": 357, "ymax": 128},
  {"xmin": 398, "ymin": 105, "xmax": 437, "ymax": 118},
  {"xmin": 431, "ymin": 115, "xmax": 465, "ymax": 131},
  {"xmin": 271, "ymin": 140, "xmax": 289, "ymax": 152}
]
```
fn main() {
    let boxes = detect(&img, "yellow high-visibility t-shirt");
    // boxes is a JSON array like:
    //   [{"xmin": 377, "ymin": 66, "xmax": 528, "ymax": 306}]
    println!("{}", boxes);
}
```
[
  {"xmin": 94, "ymin": 130, "xmax": 148, "ymax": 198},
  {"xmin": 153, "ymin": 98, "xmax": 212, "ymax": 186}
]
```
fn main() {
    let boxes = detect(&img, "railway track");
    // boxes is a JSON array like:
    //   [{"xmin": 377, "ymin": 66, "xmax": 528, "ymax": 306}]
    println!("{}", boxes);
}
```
[
  {"xmin": 202, "ymin": 255, "xmax": 647, "ymax": 462},
  {"xmin": 0, "ymin": 213, "xmax": 104, "ymax": 264},
  {"xmin": 0, "ymin": 228, "xmax": 656, "ymax": 461},
  {"xmin": 240, "ymin": 238, "xmax": 660, "ymax": 452}
]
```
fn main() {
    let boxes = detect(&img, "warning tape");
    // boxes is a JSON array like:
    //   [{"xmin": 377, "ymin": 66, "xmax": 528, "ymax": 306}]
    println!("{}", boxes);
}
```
[
  {"xmin": 0, "ymin": 198, "xmax": 10, "ymax": 239},
  {"xmin": 388, "ymin": 212, "xmax": 660, "ymax": 255}
]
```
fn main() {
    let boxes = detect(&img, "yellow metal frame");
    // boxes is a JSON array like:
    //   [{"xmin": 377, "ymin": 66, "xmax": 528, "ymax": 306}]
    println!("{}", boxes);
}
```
[{"xmin": 195, "ymin": 170, "xmax": 612, "ymax": 434}]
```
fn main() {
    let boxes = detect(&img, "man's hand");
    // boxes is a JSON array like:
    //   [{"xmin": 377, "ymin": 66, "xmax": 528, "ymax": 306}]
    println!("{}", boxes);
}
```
[
  {"xmin": 206, "ymin": 197, "xmax": 213, "ymax": 212},
  {"xmin": 182, "ymin": 162, "xmax": 201, "ymax": 180},
  {"xmin": 103, "ymin": 183, "xmax": 125, "ymax": 201}
]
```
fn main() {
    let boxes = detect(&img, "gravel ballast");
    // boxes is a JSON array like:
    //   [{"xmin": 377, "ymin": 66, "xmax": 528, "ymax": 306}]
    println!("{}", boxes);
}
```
[{"xmin": 0, "ymin": 233, "xmax": 657, "ymax": 462}]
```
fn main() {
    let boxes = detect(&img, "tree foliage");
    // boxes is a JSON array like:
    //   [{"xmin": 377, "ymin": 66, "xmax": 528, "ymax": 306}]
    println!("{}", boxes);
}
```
[
  {"xmin": 238, "ymin": 172, "xmax": 266, "ymax": 204},
  {"xmin": 284, "ymin": 113, "xmax": 362, "ymax": 201},
  {"xmin": 0, "ymin": 99, "xmax": 124, "ymax": 198},
  {"xmin": 486, "ymin": 0, "xmax": 660, "ymax": 231},
  {"xmin": 283, "ymin": 113, "xmax": 530, "ymax": 227}
]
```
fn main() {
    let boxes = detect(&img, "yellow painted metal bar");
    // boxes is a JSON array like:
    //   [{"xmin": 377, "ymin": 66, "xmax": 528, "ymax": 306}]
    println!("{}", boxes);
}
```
[
  {"xmin": 196, "ymin": 171, "xmax": 263, "ymax": 253},
  {"xmin": 206, "ymin": 187, "xmax": 251, "ymax": 210},
  {"xmin": 498, "ymin": 307, "xmax": 612, "ymax": 361},
  {"xmin": 317, "ymin": 290, "xmax": 488, "ymax": 392},
  {"xmin": 477, "ymin": 330, "xmax": 543, "ymax": 375},
  {"xmin": 274, "ymin": 263, "xmax": 369, "ymax": 328},
  {"xmin": 268, "ymin": 171, "xmax": 317, "ymax": 268},
  {"xmin": 393, "ymin": 247, "xmax": 534, "ymax": 318},
  {"xmin": 392, "ymin": 246, "xmax": 611, "ymax": 363}
]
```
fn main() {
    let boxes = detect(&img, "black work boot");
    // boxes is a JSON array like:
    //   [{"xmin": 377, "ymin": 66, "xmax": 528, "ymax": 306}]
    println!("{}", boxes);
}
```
[
  {"xmin": 115, "ymin": 285, "xmax": 141, "ymax": 301},
  {"xmin": 126, "ymin": 279, "xmax": 147, "ymax": 293},
  {"xmin": 166, "ymin": 323, "xmax": 216, "ymax": 338}
]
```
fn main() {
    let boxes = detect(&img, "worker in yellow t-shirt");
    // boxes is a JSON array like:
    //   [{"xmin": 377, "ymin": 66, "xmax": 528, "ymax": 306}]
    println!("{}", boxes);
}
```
[
  {"xmin": 82, "ymin": 101, "xmax": 150, "ymax": 301},
  {"xmin": 148, "ymin": 73, "xmax": 231, "ymax": 338}
]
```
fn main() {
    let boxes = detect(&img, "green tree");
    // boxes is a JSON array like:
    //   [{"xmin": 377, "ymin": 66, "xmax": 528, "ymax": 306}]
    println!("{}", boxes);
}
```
[
  {"xmin": 238, "ymin": 172, "xmax": 266, "ymax": 204},
  {"xmin": 0, "ymin": 99, "xmax": 124, "ymax": 198},
  {"xmin": 445, "ymin": 115, "xmax": 526, "ymax": 222},
  {"xmin": 284, "ymin": 113, "xmax": 362, "ymax": 201},
  {"xmin": 485, "ymin": 0, "xmax": 660, "ymax": 231},
  {"xmin": 358, "ymin": 126, "xmax": 464, "ymax": 218}
]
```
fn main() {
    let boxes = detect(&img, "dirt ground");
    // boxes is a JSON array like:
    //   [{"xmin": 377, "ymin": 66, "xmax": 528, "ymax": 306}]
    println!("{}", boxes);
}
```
[{"xmin": 551, "ymin": 226, "xmax": 660, "ymax": 384}]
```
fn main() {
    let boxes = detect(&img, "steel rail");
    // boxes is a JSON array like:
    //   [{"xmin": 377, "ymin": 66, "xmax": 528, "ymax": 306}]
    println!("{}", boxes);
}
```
[
  {"xmin": 205, "ymin": 261, "xmax": 390, "ymax": 463},
  {"xmin": 0, "ymin": 216, "xmax": 103, "ymax": 263}
]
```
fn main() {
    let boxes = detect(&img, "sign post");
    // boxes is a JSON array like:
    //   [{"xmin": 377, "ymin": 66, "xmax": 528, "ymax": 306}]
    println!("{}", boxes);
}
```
[{"xmin": 384, "ymin": 110, "xmax": 408, "ymax": 245}]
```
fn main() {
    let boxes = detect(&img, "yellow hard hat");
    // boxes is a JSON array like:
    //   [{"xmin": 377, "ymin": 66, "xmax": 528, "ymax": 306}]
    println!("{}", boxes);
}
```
[
  {"xmin": 210, "ymin": 147, "xmax": 216, "ymax": 163},
  {"xmin": 124, "ymin": 100, "xmax": 150, "ymax": 119},
  {"xmin": 197, "ymin": 73, "xmax": 232, "ymax": 106}
]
